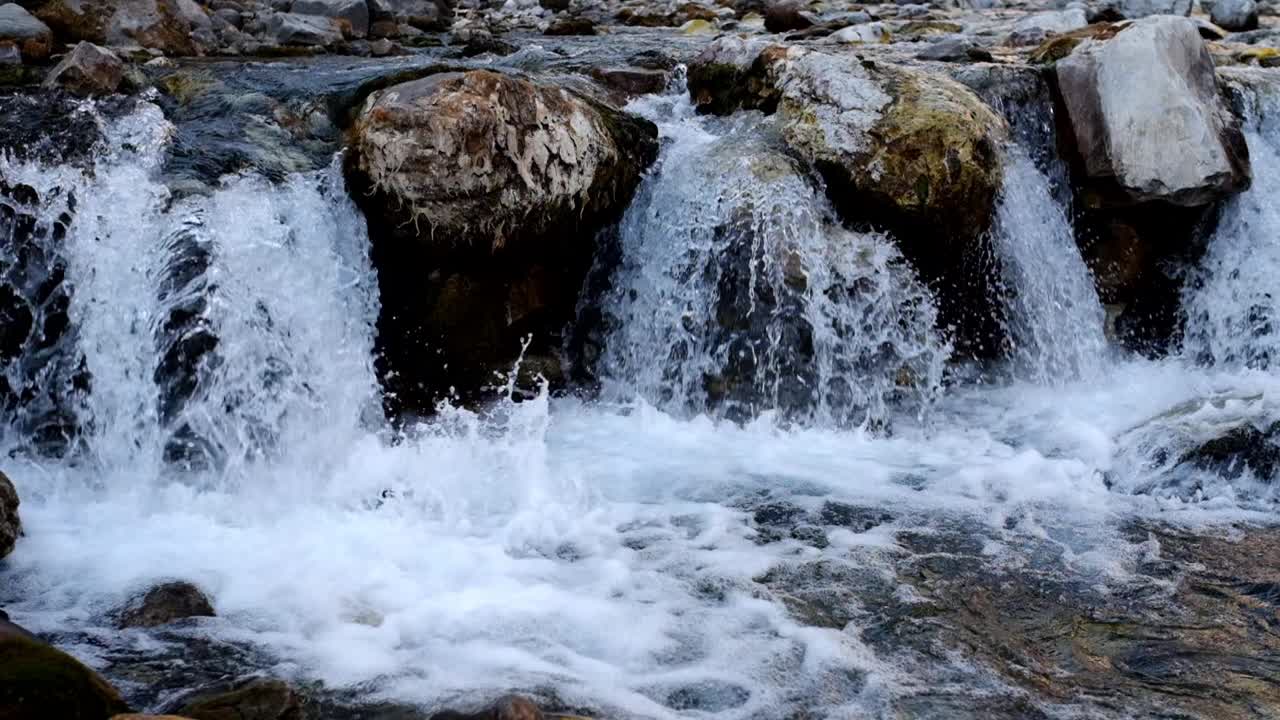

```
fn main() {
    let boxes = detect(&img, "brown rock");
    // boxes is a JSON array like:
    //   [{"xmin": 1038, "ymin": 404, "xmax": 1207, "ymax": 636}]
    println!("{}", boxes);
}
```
[
  {"xmin": 430, "ymin": 695, "xmax": 543, "ymax": 720},
  {"xmin": 167, "ymin": 677, "xmax": 302, "ymax": 720},
  {"xmin": 0, "ymin": 4, "xmax": 52, "ymax": 61},
  {"xmin": 0, "ymin": 623, "xmax": 132, "ymax": 720},
  {"xmin": 0, "ymin": 470, "xmax": 18, "ymax": 560},
  {"xmin": 34, "ymin": 0, "xmax": 211, "ymax": 56},
  {"xmin": 117, "ymin": 581, "xmax": 215, "ymax": 628},
  {"xmin": 763, "ymin": 0, "xmax": 811, "ymax": 32},
  {"xmin": 544, "ymin": 16, "xmax": 595, "ymax": 35}
]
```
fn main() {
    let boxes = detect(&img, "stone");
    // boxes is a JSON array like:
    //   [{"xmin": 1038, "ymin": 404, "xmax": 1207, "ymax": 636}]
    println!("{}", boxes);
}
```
[
  {"xmin": 544, "ymin": 16, "xmax": 595, "ymax": 34},
  {"xmin": 1055, "ymin": 15, "xmax": 1251, "ymax": 206},
  {"xmin": 1100, "ymin": 0, "xmax": 1192, "ymax": 17},
  {"xmin": 163, "ymin": 677, "xmax": 302, "ymax": 720},
  {"xmin": 44, "ymin": 41, "xmax": 123, "ymax": 95},
  {"xmin": 0, "ymin": 471, "xmax": 17, "ymax": 560},
  {"xmin": 117, "ymin": 581, "xmax": 216, "ymax": 628},
  {"xmin": 0, "ymin": 4, "xmax": 52, "ymax": 61},
  {"xmin": 764, "ymin": 0, "xmax": 812, "ymax": 32},
  {"xmin": 367, "ymin": 0, "xmax": 450, "ymax": 31},
  {"xmin": 539, "ymin": 0, "xmax": 568, "ymax": 10},
  {"xmin": 686, "ymin": 35, "xmax": 778, "ymax": 114},
  {"xmin": 0, "ymin": 621, "xmax": 132, "ymax": 720},
  {"xmin": 34, "ymin": 0, "xmax": 211, "ymax": 55},
  {"xmin": 917, "ymin": 36, "xmax": 993, "ymax": 62},
  {"xmin": 266, "ymin": 11, "xmax": 342, "ymax": 45},
  {"xmin": 1006, "ymin": 8, "xmax": 1087, "ymax": 46},
  {"xmin": 591, "ymin": 66, "xmax": 670, "ymax": 96},
  {"xmin": 291, "ymin": 0, "xmax": 369, "ymax": 37},
  {"xmin": 1211, "ymin": 0, "xmax": 1259, "ymax": 31},
  {"xmin": 346, "ymin": 70, "xmax": 658, "ymax": 412},
  {"xmin": 827, "ymin": 21, "xmax": 890, "ymax": 43}
]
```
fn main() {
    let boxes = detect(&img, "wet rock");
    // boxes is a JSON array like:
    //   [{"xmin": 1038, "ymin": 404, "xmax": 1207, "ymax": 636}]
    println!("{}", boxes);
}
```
[
  {"xmin": 764, "ymin": 0, "xmax": 812, "ymax": 32},
  {"xmin": 0, "ymin": 471, "xmax": 18, "ymax": 559},
  {"xmin": 539, "ymin": 0, "xmax": 568, "ymax": 11},
  {"xmin": 1179, "ymin": 420, "xmax": 1280, "ymax": 480},
  {"xmin": 544, "ymin": 16, "xmax": 595, "ymax": 35},
  {"xmin": 163, "ymin": 676, "xmax": 303, "ymax": 720},
  {"xmin": 291, "ymin": 0, "xmax": 369, "ymax": 38},
  {"xmin": 590, "ymin": 65, "xmax": 669, "ymax": 96},
  {"xmin": 1055, "ymin": 15, "xmax": 1250, "ymax": 207},
  {"xmin": 1006, "ymin": 8, "xmax": 1086, "ymax": 46},
  {"xmin": 1212, "ymin": 0, "xmax": 1259, "ymax": 31},
  {"xmin": 685, "ymin": 35, "xmax": 777, "ymax": 114},
  {"xmin": 266, "ymin": 12, "xmax": 343, "ymax": 45},
  {"xmin": 44, "ymin": 41, "xmax": 123, "ymax": 95},
  {"xmin": 430, "ymin": 695, "xmax": 542, "ymax": 720},
  {"xmin": 34, "ymin": 0, "xmax": 211, "ymax": 55},
  {"xmin": 117, "ymin": 581, "xmax": 216, "ymax": 628},
  {"xmin": 827, "ymin": 21, "xmax": 890, "ymax": 43},
  {"xmin": 917, "ymin": 36, "xmax": 992, "ymax": 61},
  {"xmin": 0, "ymin": 4, "xmax": 52, "ymax": 61},
  {"xmin": 773, "ymin": 48, "xmax": 1009, "ymax": 356},
  {"xmin": 0, "ymin": 621, "xmax": 132, "ymax": 719},
  {"xmin": 346, "ymin": 70, "xmax": 658, "ymax": 412}
]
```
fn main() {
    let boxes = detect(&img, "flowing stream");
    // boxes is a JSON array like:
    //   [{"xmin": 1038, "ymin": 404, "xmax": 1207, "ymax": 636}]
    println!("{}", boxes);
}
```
[{"xmin": 1, "ymin": 82, "xmax": 1279, "ymax": 718}]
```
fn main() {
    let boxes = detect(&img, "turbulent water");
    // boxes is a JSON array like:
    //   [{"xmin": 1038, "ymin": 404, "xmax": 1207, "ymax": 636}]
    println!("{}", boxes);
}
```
[{"xmin": 2, "ymin": 84, "xmax": 1280, "ymax": 719}]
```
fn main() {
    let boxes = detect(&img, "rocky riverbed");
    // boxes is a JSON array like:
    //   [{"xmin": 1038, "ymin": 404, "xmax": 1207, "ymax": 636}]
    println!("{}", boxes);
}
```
[{"xmin": 3, "ymin": 0, "xmax": 1280, "ymax": 717}]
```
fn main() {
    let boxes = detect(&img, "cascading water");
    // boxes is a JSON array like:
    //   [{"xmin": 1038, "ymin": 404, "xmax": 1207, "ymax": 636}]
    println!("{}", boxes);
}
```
[
  {"xmin": 991, "ymin": 147, "xmax": 1107, "ymax": 384},
  {"xmin": 595, "ymin": 90, "xmax": 950, "ymax": 427},
  {"xmin": 4, "ymin": 75, "xmax": 1280, "ymax": 720},
  {"xmin": 1184, "ymin": 91, "xmax": 1280, "ymax": 370}
]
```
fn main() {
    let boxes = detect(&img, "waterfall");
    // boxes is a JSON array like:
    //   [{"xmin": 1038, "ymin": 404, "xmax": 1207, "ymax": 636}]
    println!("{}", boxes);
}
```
[
  {"xmin": 0, "ymin": 101, "xmax": 381, "ymax": 479},
  {"xmin": 1183, "ymin": 93, "xmax": 1280, "ymax": 370},
  {"xmin": 593, "ymin": 92, "xmax": 950, "ymax": 427},
  {"xmin": 990, "ymin": 146, "xmax": 1108, "ymax": 384}
]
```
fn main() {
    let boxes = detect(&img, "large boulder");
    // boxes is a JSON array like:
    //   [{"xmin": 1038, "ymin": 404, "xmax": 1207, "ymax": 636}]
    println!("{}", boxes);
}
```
[
  {"xmin": 346, "ymin": 70, "xmax": 658, "ymax": 412},
  {"xmin": 160, "ymin": 677, "xmax": 301, "ymax": 720},
  {"xmin": 0, "ymin": 471, "xmax": 18, "ymax": 560},
  {"xmin": 1054, "ymin": 15, "xmax": 1250, "ymax": 207},
  {"xmin": 687, "ymin": 42, "xmax": 1010, "ymax": 356},
  {"xmin": 0, "ymin": 620, "xmax": 133, "ymax": 719},
  {"xmin": 44, "ymin": 41, "xmax": 123, "ymax": 95},
  {"xmin": 33, "ymin": 0, "xmax": 212, "ymax": 55},
  {"xmin": 0, "ymin": 4, "xmax": 52, "ymax": 61}
]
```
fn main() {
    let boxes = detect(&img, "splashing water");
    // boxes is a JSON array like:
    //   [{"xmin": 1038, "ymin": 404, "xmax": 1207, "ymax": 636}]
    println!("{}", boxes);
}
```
[
  {"xmin": 991, "ymin": 146, "xmax": 1107, "ymax": 384},
  {"xmin": 595, "ymin": 92, "xmax": 950, "ymax": 427},
  {"xmin": 1184, "ymin": 94, "xmax": 1280, "ymax": 371}
]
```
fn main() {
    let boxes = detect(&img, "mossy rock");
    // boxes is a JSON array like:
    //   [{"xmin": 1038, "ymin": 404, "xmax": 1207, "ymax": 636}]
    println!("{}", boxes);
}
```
[{"xmin": 0, "ymin": 629, "xmax": 131, "ymax": 720}]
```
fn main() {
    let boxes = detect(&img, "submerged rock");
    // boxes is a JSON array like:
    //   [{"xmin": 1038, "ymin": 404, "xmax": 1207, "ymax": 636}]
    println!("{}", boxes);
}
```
[
  {"xmin": 162, "ymin": 676, "xmax": 302, "ymax": 720},
  {"xmin": 430, "ymin": 695, "xmax": 543, "ymax": 720},
  {"xmin": 117, "ymin": 581, "xmax": 216, "ymax": 628},
  {"xmin": 346, "ymin": 69, "xmax": 658, "ymax": 412},
  {"xmin": 0, "ymin": 621, "xmax": 132, "ymax": 719},
  {"xmin": 0, "ymin": 471, "xmax": 18, "ymax": 559},
  {"xmin": 0, "ymin": 4, "xmax": 52, "ymax": 62},
  {"xmin": 44, "ymin": 41, "xmax": 123, "ymax": 95},
  {"xmin": 1055, "ymin": 15, "xmax": 1250, "ymax": 206}
]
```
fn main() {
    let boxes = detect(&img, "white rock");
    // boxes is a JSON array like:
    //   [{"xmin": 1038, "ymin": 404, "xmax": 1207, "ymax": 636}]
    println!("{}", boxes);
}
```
[{"xmin": 1055, "ymin": 15, "xmax": 1250, "ymax": 205}]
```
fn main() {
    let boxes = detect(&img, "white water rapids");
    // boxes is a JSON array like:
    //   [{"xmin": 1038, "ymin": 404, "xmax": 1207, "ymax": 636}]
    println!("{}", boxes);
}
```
[{"xmin": 1, "ymin": 87, "xmax": 1279, "ymax": 718}]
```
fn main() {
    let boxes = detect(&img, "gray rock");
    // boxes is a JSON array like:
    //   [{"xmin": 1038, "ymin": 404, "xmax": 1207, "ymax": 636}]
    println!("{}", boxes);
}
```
[
  {"xmin": 368, "ymin": 0, "xmax": 450, "ymax": 30},
  {"xmin": 266, "ymin": 11, "xmax": 342, "ymax": 44},
  {"xmin": 0, "ymin": 472, "xmax": 18, "ymax": 560},
  {"xmin": 0, "ymin": 4, "xmax": 52, "ymax": 61},
  {"xmin": 1056, "ymin": 15, "xmax": 1250, "ymax": 205},
  {"xmin": 0, "ymin": 42, "xmax": 19, "ymax": 64},
  {"xmin": 213, "ymin": 7, "xmax": 243, "ymax": 28},
  {"xmin": 1101, "ymin": 0, "xmax": 1192, "ymax": 17},
  {"xmin": 828, "ymin": 21, "xmax": 890, "ymax": 42},
  {"xmin": 43, "ymin": 42, "xmax": 123, "ymax": 96},
  {"xmin": 1211, "ymin": 0, "xmax": 1259, "ymax": 30},
  {"xmin": 292, "ymin": 0, "xmax": 368, "ymax": 37},
  {"xmin": 918, "ymin": 35, "xmax": 994, "ymax": 61},
  {"xmin": 1007, "ymin": 8, "xmax": 1087, "ymax": 45}
]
